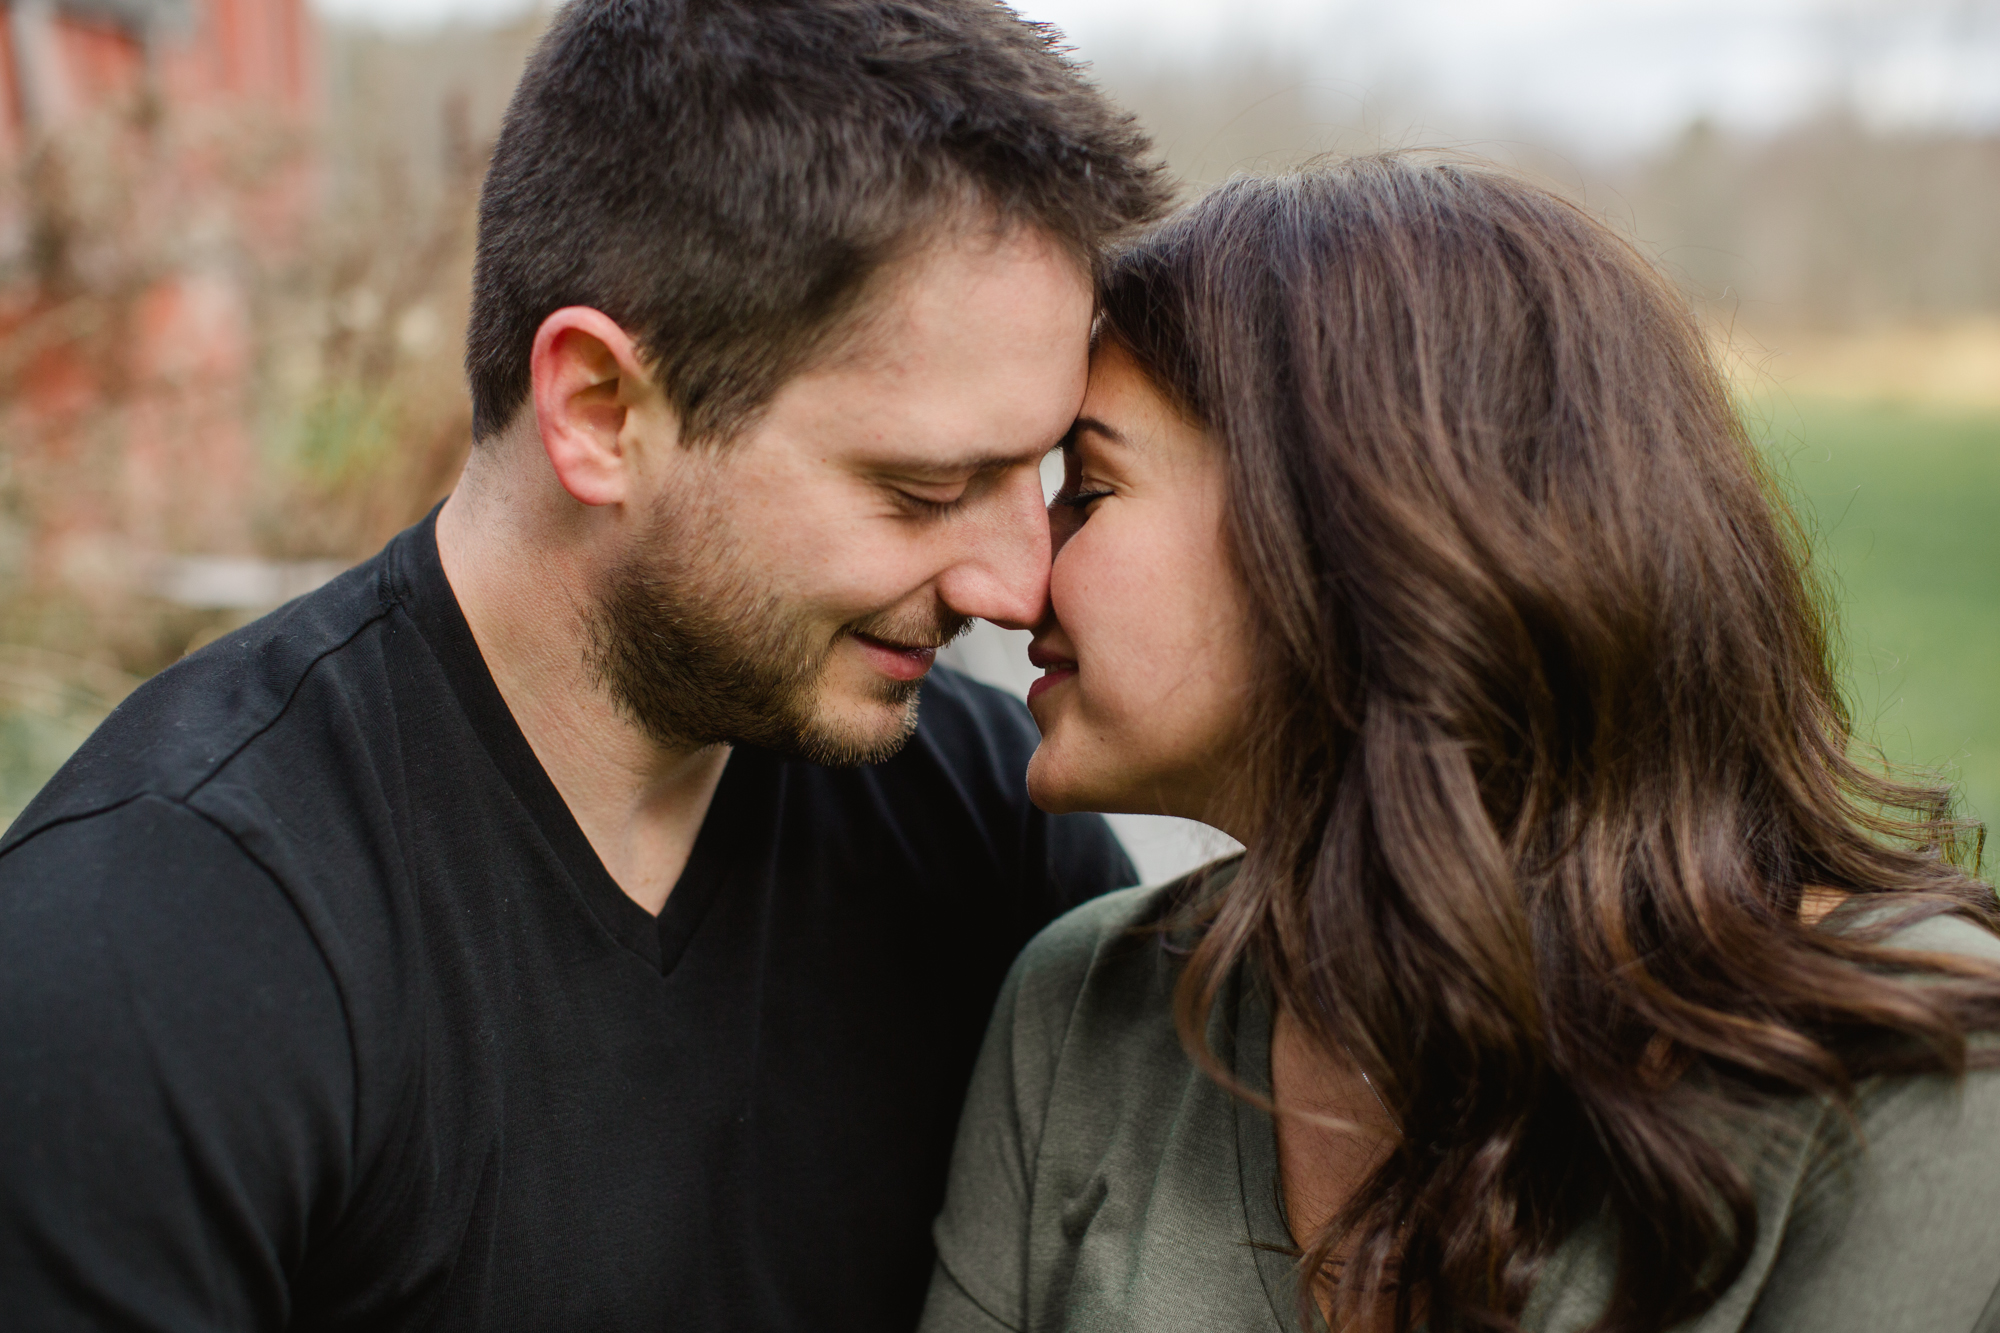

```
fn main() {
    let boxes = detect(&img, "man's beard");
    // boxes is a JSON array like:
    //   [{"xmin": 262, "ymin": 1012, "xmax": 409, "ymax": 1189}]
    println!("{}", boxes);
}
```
[{"xmin": 584, "ymin": 495, "xmax": 968, "ymax": 767}]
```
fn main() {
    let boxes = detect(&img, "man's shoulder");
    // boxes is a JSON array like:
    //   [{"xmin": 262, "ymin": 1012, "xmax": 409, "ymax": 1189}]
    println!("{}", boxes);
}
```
[{"xmin": 2, "ymin": 542, "xmax": 408, "ymax": 855}]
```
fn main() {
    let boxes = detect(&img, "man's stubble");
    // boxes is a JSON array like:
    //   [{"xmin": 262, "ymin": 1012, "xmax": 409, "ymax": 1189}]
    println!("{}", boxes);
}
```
[{"xmin": 584, "ymin": 489, "xmax": 967, "ymax": 767}]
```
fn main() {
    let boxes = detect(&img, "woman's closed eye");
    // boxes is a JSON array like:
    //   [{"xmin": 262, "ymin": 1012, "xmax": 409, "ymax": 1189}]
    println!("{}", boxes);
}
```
[
  {"xmin": 1052, "ymin": 485, "xmax": 1113, "ymax": 511},
  {"xmin": 1051, "ymin": 440, "xmax": 1113, "ymax": 513}
]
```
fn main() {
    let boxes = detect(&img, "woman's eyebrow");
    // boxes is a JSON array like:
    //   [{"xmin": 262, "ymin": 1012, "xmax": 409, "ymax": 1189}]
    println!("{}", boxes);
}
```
[{"xmin": 1071, "ymin": 415, "xmax": 1128, "ymax": 446}]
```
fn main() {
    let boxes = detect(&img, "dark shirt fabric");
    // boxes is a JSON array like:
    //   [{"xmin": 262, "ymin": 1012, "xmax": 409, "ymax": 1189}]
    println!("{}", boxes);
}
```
[{"xmin": 0, "ymin": 510, "xmax": 1136, "ymax": 1333}]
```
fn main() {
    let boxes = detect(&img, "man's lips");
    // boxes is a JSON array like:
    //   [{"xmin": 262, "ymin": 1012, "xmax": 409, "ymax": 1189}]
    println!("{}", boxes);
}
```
[{"xmin": 852, "ymin": 633, "xmax": 938, "ymax": 682}]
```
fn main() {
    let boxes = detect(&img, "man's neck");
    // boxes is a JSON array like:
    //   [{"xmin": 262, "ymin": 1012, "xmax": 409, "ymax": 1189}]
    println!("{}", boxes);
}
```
[{"xmin": 434, "ymin": 474, "xmax": 730, "ymax": 917}]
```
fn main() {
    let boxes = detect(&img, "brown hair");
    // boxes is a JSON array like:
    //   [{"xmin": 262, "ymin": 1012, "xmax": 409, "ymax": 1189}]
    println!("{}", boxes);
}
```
[
  {"xmin": 1098, "ymin": 154, "xmax": 1999, "ymax": 1333},
  {"xmin": 466, "ymin": 0, "xmax": 1169, "ymax": 444}
]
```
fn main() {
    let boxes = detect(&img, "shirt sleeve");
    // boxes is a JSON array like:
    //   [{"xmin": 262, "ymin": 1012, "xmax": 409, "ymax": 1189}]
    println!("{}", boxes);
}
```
[
  {"xmin": 1742, "ymin": 915, "xmax": 2000, "ymax": 1333},
  {"xmin": 0, "ymin": 796, "xmax": 355, "ymax": 1332},
  {"xmin": 1742, "ymin": 1061, "xmax": 2000, "ymax": 1332}
]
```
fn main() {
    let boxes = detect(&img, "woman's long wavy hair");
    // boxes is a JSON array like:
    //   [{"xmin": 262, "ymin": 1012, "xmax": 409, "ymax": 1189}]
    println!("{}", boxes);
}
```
[{"xmin": 1100, "ymin": 154, "xmax": 2000, "ymax": 1333}]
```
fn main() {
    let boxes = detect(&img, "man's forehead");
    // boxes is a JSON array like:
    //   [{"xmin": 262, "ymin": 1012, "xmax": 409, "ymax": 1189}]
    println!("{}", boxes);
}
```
[
  {"xmin": 823, "ymin": 217, "xmax": 1092, "ymax": 374},
  {"xmin": 740, "ymin": 352, "xmax": 1072, "ymax": 478},
  {"xmin": 738, "ymin": 215, "xmax": 1092, "ymax": 474}
]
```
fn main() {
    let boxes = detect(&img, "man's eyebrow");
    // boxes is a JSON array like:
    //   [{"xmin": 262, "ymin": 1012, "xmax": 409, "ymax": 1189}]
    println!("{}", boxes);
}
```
[{"xmin": 867, "ymin": 448, "xmax": 1050, "ymax": 479}]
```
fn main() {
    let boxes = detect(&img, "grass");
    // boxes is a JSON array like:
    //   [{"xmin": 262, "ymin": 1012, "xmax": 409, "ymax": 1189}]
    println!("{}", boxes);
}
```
[{"xmin": 1751, "ymin": 395, "xmax": 2000, "ymax": 847}]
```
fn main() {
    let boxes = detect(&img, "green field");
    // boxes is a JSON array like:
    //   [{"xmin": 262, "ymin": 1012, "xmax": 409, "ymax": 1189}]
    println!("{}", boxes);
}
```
[
  {"xmin": 1752, "ymin": 396, "xmax": 2000, "ymax": 847},
  {"xmin": 4, "ymin": 397, "xmax": 1997, "ymax": 859}
]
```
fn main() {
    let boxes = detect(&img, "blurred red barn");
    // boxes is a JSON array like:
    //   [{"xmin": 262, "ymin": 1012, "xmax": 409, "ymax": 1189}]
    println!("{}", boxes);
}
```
[
  {"xmin": 1, "ymin": 0, "xmax": 314, "ymax": 153},
  {"xmin": 1, "ymin": 0, "xmax": 318, "ymax": 626}
]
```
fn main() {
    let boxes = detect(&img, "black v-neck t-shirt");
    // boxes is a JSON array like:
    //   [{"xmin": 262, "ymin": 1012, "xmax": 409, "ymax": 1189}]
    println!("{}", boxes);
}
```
[{"xmin": 0, "ymin": 513, "xmax": 1135, "ymax": 1332}]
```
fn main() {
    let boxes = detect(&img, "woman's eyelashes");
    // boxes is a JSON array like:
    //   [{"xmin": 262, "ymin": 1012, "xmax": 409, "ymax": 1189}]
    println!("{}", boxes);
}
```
[
  {"xmin": 1052, "ymin": 445, "xmax": 1113, "ymax": 512},
  {"xmin": 1053, "ymin": 486, "xmax": 1112, "ymax": 510}
]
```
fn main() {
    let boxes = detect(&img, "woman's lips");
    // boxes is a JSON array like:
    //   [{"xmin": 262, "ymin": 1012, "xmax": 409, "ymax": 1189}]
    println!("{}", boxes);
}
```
[
  {"xmin": 1025, "ymin": 638, "xmax": 1076, "ymax": 705},
  {"xmin": 1026, "ymin": 663, "xmax": 1076, "ymax": 704},
  {"xmin": 853, "ymin": 634, "xmax": 937, "ymax": 682}
]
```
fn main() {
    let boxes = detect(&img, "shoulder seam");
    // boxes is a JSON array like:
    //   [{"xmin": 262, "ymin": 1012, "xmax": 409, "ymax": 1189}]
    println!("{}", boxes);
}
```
[
  {"xmin": 0, "ymin": 791, "xmax": 152, "ymax": 864},
  {"xmin": 182, "ymin": 602, "xmax": 400, "ymax": 806},
  {"xmin": 1016, "ymin": 882, "xmax": 1170, "ymax": 1172},
  {"xmin": 2, "ymin": 599, "xmax": 400, "ymax": 853}
]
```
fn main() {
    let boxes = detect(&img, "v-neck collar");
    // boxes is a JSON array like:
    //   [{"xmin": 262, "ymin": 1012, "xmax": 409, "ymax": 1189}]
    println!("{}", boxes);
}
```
[{"xmin": 392, "ymin": 504, "xmax": 766, "ymax": 976}]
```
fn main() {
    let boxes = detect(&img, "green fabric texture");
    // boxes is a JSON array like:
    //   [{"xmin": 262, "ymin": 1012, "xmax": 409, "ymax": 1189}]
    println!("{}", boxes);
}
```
[{"xmin": 920, "ymin": 869, "xmax": 2000, "ymax": 1333}]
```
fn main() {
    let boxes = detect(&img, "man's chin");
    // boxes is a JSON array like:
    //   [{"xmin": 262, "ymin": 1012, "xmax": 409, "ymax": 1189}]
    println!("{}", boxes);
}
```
[{"xmin": 776, "ymin": 682, "xmax": 924, "ymax": 768}]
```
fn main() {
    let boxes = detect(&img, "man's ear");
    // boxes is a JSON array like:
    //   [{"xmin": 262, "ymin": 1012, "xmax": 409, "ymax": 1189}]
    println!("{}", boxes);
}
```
[{"xmin": 529, "ymin": 307, "xmax": 665, "ymax": 507}]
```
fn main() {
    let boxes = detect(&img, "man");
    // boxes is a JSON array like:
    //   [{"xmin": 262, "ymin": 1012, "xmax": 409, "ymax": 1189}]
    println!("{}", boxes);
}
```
[{"xmin": 0, "ymin": 2, "xmax": 1169, "ymax": 1328}]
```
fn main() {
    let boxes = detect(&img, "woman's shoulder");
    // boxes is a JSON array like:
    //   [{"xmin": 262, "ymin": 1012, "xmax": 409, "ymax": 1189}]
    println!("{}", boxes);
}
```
[
  {"xmin": 1008, "ymin": 857, "xmax": 1244, "ymax": 1016},
  {"xmin": 1870, "ymin": 905, "xmax": 2000, "ymax": 964},
  {"xmin": 988, "ymin": 857, "xmax": 1245, "ymax": 1089},
  {"xmin": 1845, "ymin": 905, "xmax": 2000, "ymax": 1115},
  {"xmin": 1723, "ymin": 903, "xmax": 2000, "ymax": 1330},
  {"xmin": 1821, "ymin": 898, "xmax": 2000, "ymax": 1017},
  {"xmin": 1020, "ymin": 879, "xmax": 1173, "ymax": 972}
]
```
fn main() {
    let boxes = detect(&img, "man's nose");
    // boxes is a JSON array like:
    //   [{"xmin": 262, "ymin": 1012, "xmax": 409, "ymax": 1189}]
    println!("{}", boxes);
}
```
[{"xmin": 932, "ymin": 465, "xmax": 1052, "ymax": 632}]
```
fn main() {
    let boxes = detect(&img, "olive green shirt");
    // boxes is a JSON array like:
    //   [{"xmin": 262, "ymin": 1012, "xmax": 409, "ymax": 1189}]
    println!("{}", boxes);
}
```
[{"xmin": 921, "ymin": 873, "xmax": 2000, "ymax": 1333}]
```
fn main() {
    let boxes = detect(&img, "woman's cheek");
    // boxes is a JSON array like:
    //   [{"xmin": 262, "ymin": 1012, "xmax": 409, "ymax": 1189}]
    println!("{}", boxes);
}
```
[
  {"xmin": 1058, "ymin": 512, "xmax": 1157, "ymax": 621},
  {"xmin": 1070, "ymin": 530, "xmax": 1183, "ymax": 721}
]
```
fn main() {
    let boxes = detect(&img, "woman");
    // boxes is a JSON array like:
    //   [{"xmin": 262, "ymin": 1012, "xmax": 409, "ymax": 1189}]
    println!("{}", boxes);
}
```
[{"xmin": 919, "ymin": 155, "xmax": 2000, "ymax": 1333}]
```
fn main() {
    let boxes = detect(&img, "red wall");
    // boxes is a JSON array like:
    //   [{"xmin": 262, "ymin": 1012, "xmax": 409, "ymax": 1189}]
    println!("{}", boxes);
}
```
[
  {"xmin": 2, "ymin": 0, "xmax": 320, "ymax": 586},
  {"xmin": 2, "ymin": 0, "xmax": 316, "ymax": 147}
]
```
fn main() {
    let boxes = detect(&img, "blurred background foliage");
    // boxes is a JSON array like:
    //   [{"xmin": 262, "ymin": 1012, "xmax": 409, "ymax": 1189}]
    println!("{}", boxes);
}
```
[{"xmin": 0, "ymin": 0, "xmax": 1994, "ymax": 875}]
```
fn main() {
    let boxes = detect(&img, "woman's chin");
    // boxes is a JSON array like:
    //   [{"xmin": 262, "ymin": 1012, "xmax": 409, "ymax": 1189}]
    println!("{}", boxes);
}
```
[
  {"xmin": 1024, "ymin": 747, "xmax": 1083, "ymax": 814},
  {"xmin": 1027, "ymin": 743, "xmax": 1166, "ymax": 820},
  {"xmin": 1025, "ymin": 743, "xmax": 1117, "ymax": 816}
]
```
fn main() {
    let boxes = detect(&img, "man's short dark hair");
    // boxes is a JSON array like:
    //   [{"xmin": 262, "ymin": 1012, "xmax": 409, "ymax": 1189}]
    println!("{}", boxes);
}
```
[{"xmin": 466, "ymin": 0, "xmax": 1171, "ymax": 444}]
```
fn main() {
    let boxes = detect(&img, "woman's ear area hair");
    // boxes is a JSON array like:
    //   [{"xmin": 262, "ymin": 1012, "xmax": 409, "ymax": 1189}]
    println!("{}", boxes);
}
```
[{"xmin": 528, "ymin": 306, "xmax": 672, "ymax": 508}]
